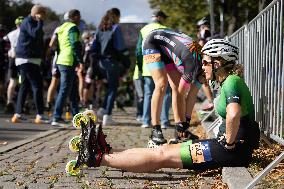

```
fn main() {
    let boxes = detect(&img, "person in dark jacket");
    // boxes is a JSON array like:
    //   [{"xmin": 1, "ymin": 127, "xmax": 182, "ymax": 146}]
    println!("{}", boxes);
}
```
[
  {"xmin": 12, "ymin": 4, "xmax": 49, "ymax": 124},
  {"xmin": 95, "ymin": 8, "xmax": 130, "ymax": 126}
]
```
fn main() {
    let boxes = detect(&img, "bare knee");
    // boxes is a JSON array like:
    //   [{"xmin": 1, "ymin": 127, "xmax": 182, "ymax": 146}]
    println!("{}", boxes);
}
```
[
  {"xmin": 155, "ymin": 147, "xmax": 167, "ymax": 165},
  {"xmin": 154, "ymin": 79, "xmax": 168, "ymax": 94}
]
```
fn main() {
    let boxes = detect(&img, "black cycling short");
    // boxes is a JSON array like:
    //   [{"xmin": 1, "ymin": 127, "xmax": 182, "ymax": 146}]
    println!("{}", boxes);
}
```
[
  {"xmin": 180, "ymin": 139, "xmax": 254, "ymax": 170},
  {"xmin": 180, "ymin": 120, "xmax": 260, "ymax": 170},
  {"xmin": 0, "ymin": 61, "xmax": 7, "ymax": 83},
  {"xmin": 8, "ymin": 58, "xmax": 18, "ymax": 79}
]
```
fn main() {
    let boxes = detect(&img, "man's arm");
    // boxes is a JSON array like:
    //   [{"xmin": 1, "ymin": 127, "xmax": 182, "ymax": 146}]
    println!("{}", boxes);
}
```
[
  {"xmin": 135, "ymin": 32, "xmax": 143, "ymax": 73},
  {"xmin": 113, "ymin": 25, "xmax": 126, "ymax": 51},
  {"xmin": 24, "ymin": 19, "xmax": 43, "ymax": 38},
  {"xmin": 225, "ymin": 103, "xmax": 241, "ymax": 145},
  {"xmin": 68, "ymin": 26, "xmax": 83, "ymax": 64}
]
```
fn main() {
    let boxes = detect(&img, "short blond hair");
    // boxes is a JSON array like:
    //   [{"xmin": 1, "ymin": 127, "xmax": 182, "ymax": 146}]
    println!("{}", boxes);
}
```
[{"xmin": 31, "ymin": 4, "xmax": 46, "ymax": 16}]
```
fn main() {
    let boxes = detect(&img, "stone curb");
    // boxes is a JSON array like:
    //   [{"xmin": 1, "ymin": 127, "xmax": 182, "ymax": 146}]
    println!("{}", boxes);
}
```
[
  {"xmin": 222, "ymin": 167, "xmax": 253, "ymax": 189},
  {"xmin": 0, "ymin": 129, "xmax": 60, "ymax": 154}
]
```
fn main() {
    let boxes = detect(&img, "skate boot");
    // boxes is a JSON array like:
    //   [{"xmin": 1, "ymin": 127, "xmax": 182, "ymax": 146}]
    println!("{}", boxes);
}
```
[
  {"xmin": 66, "ymin": 111, "xmax": 111, "ymax": 176},
  {"xmin": 66, "ymin": 115, "xmax": 102, "ymax": 176},
  {"xmin": 169, "ymin": 122, "xmax": 199, "ymax": 144},
  {"xmin": 147, "ymin": 125, "xmax": 167, "ymax": 148}
]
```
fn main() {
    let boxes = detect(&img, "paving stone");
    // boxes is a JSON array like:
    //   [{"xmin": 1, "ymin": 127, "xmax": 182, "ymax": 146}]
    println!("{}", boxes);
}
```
[{"xmin": 0, "ymin": 107, "xmax": 215, "ymax": 188}]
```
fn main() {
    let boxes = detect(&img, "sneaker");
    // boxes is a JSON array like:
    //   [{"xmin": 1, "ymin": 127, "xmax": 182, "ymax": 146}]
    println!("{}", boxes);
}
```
[
  {"xmin": 35, "ymin": 114, "xmax": 50, "ymax": 124},
  {"xmin": 51, "ymin": 118, "xmax": 70, "ymax": 127},
  {"xmin": 201, "ymin": 102, "xmax": 214, "ymax": 111},
  {"xmin": 150, "ymin": 126, "xmax": 167, "ymax": 145},
  {"xmin": 161, "ymin": 123, "xmax": 170, "ymax": 129},
  {"xmin": 185, "ymin": 131, "xmax": 199, "ymax": 140},
  {"xmin": 4, "ymin": 103, "xmax": 14, "ymax": 114},
  {"xmin": 141, "ymin": 124, "xmax": 151, "ymax": 128},
  {"xmin": 11, "ymin": 114, "xmax": 28, "ymax": 123},
  {"xmin": 97, "ymin": 108, "xmax": 106, "ymax": 119},
  {"xmin": 136, "ymin": 116, "xmax": 143, "ymax": 123},
  {"xmin": 102, "ymin": 115, "xmax": 115, "ymax": 126}
]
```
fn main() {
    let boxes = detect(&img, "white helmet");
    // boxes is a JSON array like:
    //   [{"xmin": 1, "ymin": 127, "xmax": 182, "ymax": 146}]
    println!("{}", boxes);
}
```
[
  {"xmin": 201, "ymin": 39, "xmax": 238, "ymax": 61},
  {"xmin": 63, "ymin": 11, "xmax": 69, "ymax": 21},
  {"xmin": 81, "ymin": 31, "xmax": 92, "ymax": 40},
  {"xmin": 197, "ymin": 17, "xmax": 209, "ymax": 27}
]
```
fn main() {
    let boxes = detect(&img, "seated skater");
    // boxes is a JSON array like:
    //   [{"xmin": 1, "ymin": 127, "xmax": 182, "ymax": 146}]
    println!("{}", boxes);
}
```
[{"xmin": 83, "ymin": 39, "xmax": 260, "ymax": 172}]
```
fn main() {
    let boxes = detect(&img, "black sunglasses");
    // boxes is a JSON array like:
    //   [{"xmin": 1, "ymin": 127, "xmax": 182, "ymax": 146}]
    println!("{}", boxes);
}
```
[{"xmin": 202, "ymin": 59, "xmax": 219, "ymax": 66}]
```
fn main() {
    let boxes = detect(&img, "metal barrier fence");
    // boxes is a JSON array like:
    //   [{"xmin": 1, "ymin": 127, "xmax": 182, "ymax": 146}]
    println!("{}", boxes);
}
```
[{"xmin": 228, "ymin": 0, "xmax": 284, "ymax": 145}]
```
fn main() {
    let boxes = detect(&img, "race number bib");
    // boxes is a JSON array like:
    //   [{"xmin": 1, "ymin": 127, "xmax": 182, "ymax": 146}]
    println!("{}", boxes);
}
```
[
  {"xmin": 143, "ymin": 53, "xmax": 161, "ymax": 64},
  {"xmin": 190, "ymin": 141, "xmax": 212, "ymax": 164}
]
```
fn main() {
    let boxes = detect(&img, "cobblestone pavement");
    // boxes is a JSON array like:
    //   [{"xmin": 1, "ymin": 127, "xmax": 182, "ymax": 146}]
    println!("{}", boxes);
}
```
[{"xmin": 0, "ymin": 107, "xmax": 215, "ymax": 189}]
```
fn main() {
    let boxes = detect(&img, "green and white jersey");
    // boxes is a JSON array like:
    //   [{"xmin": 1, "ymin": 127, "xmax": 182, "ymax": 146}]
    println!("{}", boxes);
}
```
[{"xmin": 216, "ymin": 75, "xmax": 255, "ymax": 120}]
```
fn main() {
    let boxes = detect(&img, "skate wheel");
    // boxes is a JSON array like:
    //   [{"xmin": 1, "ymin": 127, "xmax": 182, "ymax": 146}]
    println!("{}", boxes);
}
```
[
  {"xmin": 83, "ymin": 110, "xmax": 97, "ymax": 123},
  {"xmin": 72, "ymin": 113, "xmax": 89, "ymax": 129},
  {"xmin": 65, "ymin": 160, "xmax": 80, "ymax": 176},
  {"xmin": 68, "ymin": 135, "xmax": 81, "ymax": 152}
]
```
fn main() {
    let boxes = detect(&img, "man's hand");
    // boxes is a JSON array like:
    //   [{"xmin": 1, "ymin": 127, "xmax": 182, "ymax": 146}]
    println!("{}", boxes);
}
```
[
  {"xmin": 35, "ymin": 13, "xmax": 45, "ymax": 21},
  {"xmin": 78, "ymin": 63, "xmax": 84, "ymax": 74}
]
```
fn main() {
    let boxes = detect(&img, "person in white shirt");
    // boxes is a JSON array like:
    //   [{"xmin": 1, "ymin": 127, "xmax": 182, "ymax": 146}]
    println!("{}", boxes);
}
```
[{"xmin": 3, "ymin": 16, "xmax": 24, "ymax": 113}]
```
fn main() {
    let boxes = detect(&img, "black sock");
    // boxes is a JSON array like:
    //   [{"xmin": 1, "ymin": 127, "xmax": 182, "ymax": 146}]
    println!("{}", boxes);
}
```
[{"xmin": 153, "ymin": 125, "xmax": 161, "ymax": 131}]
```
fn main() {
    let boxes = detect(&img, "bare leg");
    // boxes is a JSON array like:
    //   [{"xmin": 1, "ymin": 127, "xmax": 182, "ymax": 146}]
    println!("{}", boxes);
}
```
[
  {"xmin": 101, "ymin": 144, "xmax": 183, "ymax": 173},
  {"xmin": 7, "ymin": 78, "xmax": 17, "ymax": 104},
  {"xmin": 167, "ymin": 70, "xmax": 185, "ymax": 123},
  {"xmin": 47, "ymin": 77, "xmax": 59, "ymax": 103},
  {"xmin": 150, "ymin": 68, "xmax": 168, "ymax": 125},
  {"xmin": 186, "ymin": 83, "xmax": 200, "ymax": 118},
  {"xmin": 77, "ymin": 72, "xmax": 84, "ymax": 103}
]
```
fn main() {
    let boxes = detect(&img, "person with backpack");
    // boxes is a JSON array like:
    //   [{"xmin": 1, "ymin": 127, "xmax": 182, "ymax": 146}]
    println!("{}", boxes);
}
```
[{"xmin": 95, "ymin": 8, "xmax": 130, "ymax": 126}]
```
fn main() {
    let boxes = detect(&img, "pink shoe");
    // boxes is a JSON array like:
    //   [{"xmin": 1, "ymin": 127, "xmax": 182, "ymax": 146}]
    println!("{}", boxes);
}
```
[{"xmin": 202, "ymin": 103, "xmax": 214, "ymax": 111}]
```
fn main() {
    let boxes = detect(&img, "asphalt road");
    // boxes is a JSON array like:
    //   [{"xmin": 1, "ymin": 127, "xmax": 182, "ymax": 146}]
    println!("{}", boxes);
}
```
[{"xmin": 0, "ymin": 114, "xmax": 59, "ymax": 153}]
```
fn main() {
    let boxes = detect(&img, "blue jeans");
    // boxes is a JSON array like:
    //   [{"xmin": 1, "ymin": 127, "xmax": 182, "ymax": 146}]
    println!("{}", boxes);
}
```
[
  {"xmin": 142, "ymin": 76, "xmax": 171, "ymax": 126},
  {"xmin": 16, "ymin": 63, "xmax": 44, "ymax": 115},
  {"xmin": 134, "ymin": 78, "xmax": 144, "ymax": 117},
  {"xmin": 53, "ymin": 65, "xmax": 79, "ymax": 119},
  {"xmin": 99, "ymin": 58, "xmax": 119, "ymax": 115}
]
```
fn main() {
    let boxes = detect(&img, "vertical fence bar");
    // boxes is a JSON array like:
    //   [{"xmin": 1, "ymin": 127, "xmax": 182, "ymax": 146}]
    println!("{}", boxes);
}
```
[
  {"xmin": 274, "ymin": 2, "xmax": 280, "ymax": 136},
  {"xmin": 280, "ymin": 0, "xmax": 284, "ymax": 139},
  {"xmin": 271, "ymin": 5, "xmax": 276, "ymax": 135},
  {"xmin": 280, "ymin": 0, "xmax": 284, "ymax": 140}
]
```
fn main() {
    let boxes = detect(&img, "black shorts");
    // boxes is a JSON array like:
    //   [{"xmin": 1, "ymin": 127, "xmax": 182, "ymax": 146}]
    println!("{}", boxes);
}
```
[
  {"xmin": 180, "ymin": 139, "xmax": 254, "ymax": 170},
  {"xmin": 0, "ymin": 61, "xmax": 7, "ymax": 83},
  {"xmin": 180, "ymin": 120, "xmax": 260, "ymax": 170},
  {"xmin": 8, "ymin": 58, "xmax": 18, "ymax": 79}
]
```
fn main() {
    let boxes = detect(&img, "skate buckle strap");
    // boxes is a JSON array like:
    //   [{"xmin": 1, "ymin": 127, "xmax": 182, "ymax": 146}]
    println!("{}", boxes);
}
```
[
  {"xmin": 95, "ymin": 148, "xmax": 104, "ymax": 167},
  {"xmin": 99, "ymin": 134, "xmax": 112, "ymax": 153},
  {"xmin": 87, "ymin": 148, "xmax": 104, "ymax": 167},
  {"xmin": 97, "ymin": 124, "xmax": 112, "ymax": 154}
]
